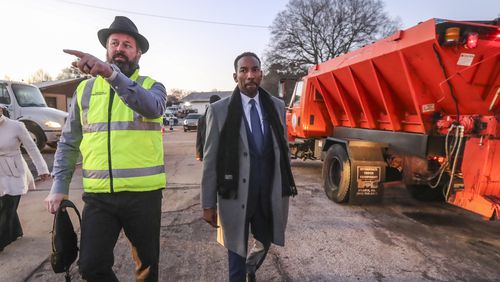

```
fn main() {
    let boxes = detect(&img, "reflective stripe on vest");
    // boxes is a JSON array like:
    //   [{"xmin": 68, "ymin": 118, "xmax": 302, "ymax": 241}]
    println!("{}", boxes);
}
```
[
  {"xmin": 83, "ymin": 121, "xmax": 161, "ymax": 133},
  {"xmin": 76, "ymin": 70, "xmax": 165, "ymax": 193},
  {"xmin": 83, "ymin": 165, "xmax": 165, "ymax": 179}
]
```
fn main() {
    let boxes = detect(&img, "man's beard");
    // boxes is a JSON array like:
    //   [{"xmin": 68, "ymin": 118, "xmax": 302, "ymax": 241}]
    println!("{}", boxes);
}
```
[{"xmin": 107, "ymin": 51, "xmax": 140, "ymax": 77}]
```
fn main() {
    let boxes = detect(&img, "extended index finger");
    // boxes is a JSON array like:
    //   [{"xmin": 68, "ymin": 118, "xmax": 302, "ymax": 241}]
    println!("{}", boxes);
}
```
[{"xmin": 63, "ymin": 49, "xmax": 86, "ymax": 58}]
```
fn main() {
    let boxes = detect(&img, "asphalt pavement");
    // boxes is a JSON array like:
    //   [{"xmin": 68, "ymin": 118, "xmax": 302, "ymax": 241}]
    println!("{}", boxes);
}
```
[{"xmin": 1, "ymin": 126, "xmax": 499, "ymax": 282}]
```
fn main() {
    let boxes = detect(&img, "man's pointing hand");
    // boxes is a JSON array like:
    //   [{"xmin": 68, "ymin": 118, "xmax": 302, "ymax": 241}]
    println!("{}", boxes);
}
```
[{"xmin": 63, "ymin": 49, "xmax": 113, "ymax": 78}]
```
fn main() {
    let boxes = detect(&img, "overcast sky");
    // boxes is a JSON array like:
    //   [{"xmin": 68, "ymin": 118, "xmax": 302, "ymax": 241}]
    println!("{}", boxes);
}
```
[{"xmin": 0, "ymin": 0, "xmax": 498, "ymax": 92}]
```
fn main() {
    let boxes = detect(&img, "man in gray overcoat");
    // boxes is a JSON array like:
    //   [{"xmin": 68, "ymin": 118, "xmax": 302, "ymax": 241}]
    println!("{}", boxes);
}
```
[{"xmin": 201, "ymin": 52, "xmax": 297, "ymax": 282}]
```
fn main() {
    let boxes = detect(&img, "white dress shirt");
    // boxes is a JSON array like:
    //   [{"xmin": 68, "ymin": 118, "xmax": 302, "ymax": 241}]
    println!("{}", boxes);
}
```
[{"xmin": 240, "ymin": 91, "xmax": 264, "ymax": 133}]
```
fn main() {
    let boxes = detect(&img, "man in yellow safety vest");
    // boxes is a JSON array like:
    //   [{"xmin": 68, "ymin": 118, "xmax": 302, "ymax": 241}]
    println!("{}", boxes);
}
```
[{"xmin": 45, "ymin": 16, "xmax": 167, "ymax": 282}]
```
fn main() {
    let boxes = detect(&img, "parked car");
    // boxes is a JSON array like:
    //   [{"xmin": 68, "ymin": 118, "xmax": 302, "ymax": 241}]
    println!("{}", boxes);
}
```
[
  {"xmin": 183, "ymin": 113, "xmax": 202, "ymax": 132},
  {"xmin": 163, "ymin": 113, "xmax": 178, "ymax": 126}
]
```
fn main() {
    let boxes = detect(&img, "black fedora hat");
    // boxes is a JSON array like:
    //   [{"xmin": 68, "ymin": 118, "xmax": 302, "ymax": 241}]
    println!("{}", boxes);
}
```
[{"xmin": 98, "ymin": 16, "xmax": 149, "ymax": 54}]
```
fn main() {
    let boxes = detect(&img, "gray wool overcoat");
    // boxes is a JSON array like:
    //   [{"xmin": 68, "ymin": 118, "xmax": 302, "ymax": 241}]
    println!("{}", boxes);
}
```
[{"xmin": 201, "ymin": 94, "xmax": 290, "ymax": 257}]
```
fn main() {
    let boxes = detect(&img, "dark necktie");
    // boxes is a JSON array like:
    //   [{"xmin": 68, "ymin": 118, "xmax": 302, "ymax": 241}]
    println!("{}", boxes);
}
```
[{"xmin": 249, "ymin": 99, "xmax": 264, "ymax": 152}]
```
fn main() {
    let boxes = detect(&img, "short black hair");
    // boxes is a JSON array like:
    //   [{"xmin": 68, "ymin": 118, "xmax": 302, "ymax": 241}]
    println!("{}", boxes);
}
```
[
  {"xmin": 234, "ymin": 52, "xmax": 261, "ymax": 71},
  {"xmin": 209, "ymin": 95, "xmax": 221, "ymax": 104}
]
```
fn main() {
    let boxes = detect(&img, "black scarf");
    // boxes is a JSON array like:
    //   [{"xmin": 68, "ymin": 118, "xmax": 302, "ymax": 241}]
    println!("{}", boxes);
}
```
[{"xmin": 216, "ymin": 86, "xmax": 297, "ymax": 199}]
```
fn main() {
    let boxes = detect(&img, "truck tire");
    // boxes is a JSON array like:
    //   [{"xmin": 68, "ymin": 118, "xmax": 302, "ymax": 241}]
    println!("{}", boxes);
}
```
[
  {"xmin": 322, "ymin": 144, "xmax": 351, "ymax": 203},
  {"xmin": 25, "ymin": 123, "xmax": 47, "ymax": 150}
]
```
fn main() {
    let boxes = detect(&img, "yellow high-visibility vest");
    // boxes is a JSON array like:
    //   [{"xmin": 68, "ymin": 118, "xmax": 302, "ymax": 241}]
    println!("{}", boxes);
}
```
[{"xmin": 76, "ymin": 70, "xmax": 165, "ymax": 193}]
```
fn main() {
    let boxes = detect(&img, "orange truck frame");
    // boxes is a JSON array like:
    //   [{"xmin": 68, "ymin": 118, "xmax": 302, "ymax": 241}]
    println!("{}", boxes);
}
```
[{"xmin": 286, "ymin": 18, "xmax": 500, "ymax": 220}]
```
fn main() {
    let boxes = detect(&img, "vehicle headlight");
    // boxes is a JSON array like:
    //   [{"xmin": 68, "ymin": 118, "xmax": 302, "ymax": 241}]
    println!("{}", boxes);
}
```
[{"xmin": 45, "ymin": 121, "xmax": 62, "ymax": 128}]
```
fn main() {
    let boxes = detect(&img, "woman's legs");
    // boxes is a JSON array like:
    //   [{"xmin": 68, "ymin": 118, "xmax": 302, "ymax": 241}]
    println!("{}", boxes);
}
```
[{"xmin": 0, "ymin": 195, "xmax": 23, "ymax": 251}]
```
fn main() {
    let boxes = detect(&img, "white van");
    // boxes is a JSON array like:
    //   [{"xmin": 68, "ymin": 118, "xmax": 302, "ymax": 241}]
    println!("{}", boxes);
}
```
[
  {"xmin": 164, "ymin": 105, "xmax": 179, "ymax": 115},
  {"xmin": 0, "ymin": 80, "xmax": 68, "ymax": 149}
]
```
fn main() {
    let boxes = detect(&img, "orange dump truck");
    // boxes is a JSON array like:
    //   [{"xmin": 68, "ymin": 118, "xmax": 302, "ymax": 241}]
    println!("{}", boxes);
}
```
[{"xmin": 286, "ymin": 18, "xmax": 500, "ymax": 219}]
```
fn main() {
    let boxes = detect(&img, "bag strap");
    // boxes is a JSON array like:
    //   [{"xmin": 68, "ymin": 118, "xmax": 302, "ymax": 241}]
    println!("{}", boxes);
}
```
[
  {"xmin": 51, "ymin": 199, "xmax": 82, "ymax": 241},
  {"xmin": 57, "ymin": 200, "xmax": 82, "ymax": 225}
]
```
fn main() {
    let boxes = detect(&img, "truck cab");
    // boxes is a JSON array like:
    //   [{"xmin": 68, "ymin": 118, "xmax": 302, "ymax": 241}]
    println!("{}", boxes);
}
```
[
  {"xmin": 0, "ymin": 80, "xmax": 68, "ymax": 149},
  {"xmin": 287, "ymin": 77, "xmax": 334, "ymax": 141}
]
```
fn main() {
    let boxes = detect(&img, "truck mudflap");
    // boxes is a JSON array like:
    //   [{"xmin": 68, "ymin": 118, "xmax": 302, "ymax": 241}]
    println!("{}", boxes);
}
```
[{"xmin": 346, "ymin": 140, "xmax": 387, "ymax": 204}]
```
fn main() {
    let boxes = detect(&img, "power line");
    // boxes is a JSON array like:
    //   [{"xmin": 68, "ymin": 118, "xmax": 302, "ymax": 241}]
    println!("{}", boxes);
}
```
[{"xmin": 56, "ymin": 0, "xmax": 270, "ymax": 29}]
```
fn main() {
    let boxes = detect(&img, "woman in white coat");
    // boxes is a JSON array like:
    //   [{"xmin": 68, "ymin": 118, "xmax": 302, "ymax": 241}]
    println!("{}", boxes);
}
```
[{"xmin": 0, "ymin": 106, "xmax": 50, "ymax": 251}]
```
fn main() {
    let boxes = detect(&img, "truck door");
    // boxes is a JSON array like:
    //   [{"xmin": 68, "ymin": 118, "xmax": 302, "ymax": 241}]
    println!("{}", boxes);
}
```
[{"xmin": 286, "ymin": 80, "xmax": 304, "ymax": 140}]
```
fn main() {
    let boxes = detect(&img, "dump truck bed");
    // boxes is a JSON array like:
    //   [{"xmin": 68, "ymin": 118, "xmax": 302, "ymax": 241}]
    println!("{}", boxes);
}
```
[{"xmin": 307, "ymin": 18, "xmax": 500, "ymax": 134}]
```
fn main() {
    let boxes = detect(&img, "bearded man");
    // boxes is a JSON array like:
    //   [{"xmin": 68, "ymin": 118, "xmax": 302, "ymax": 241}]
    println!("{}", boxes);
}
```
[{"xmin": 45, "ymin": 16, "xmax": 167, "ymax": 282}]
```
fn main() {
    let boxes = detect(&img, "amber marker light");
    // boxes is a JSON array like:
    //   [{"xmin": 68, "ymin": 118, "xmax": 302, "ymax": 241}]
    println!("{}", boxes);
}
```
[{"xmin": 444, "ymin": 27, "xmax": 460, "ymax": 44}]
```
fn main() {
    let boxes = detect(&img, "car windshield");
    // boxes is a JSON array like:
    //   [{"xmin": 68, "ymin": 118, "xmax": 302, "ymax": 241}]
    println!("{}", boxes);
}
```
[
  {"xmin": 186, "ymin": 114, "xmax": 202, "ymax": 119},
  {"xmin": 11, "ymin": 84, "xmax": 47, "ymax": 107}
]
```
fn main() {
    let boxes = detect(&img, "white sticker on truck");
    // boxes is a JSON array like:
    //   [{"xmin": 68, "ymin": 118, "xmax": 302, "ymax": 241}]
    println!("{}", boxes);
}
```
[
  {"xmin": 457, "ymin": 53, "xmax": 475, "ymax": 66},
  {"xmin": 422, "ymin": 103, "xmax": 435, "ymax": 113}
]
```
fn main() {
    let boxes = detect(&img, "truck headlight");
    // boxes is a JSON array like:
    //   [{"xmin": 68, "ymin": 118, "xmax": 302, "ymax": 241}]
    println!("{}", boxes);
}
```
[{"xmin": 45, "ymin": 121, "xmax": 62, "ymax": 128}]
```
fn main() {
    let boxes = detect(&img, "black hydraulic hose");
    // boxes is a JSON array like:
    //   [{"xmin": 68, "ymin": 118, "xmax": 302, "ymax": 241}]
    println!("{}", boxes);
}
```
[{"xmin": 433, "ymin": 43, "xmax": 460, "ymax": 123}]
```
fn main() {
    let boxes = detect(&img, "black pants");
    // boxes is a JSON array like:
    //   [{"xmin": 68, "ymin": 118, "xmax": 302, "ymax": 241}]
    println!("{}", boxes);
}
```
[
  {"xmin": 228, "ymin": 241, "xmax": 270, "ymax": 282},
  {"xmin": 79, "ymin": 190, "xmax": 163, "ymax": 282},
  {"xmin": 0, "ymin": 195, "xmax": 23, "ymax": 251},
  {"xmin": 228, "ymin": 200, "xmax": 273, "ymax": 282}
]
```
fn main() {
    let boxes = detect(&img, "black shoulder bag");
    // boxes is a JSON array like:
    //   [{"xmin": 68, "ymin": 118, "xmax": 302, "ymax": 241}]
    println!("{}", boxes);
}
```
[{"xmin": 50, "ymin": 199, "xmax": 81, "ymax": 282}]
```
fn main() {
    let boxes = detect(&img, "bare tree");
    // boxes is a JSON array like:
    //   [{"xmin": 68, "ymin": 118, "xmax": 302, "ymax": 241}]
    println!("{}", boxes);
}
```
[
  {"xmin": 261, "ymin": 62, "xmax": 307, "ymax": 104},
  {"xmin": 28, "ymin": 69, "xmax": 53, "ymax": 83},
  {"xmin": 167, "ymin": 95, "xmax": 179, "ymax": 106},
  {"xmin": 265, "ymin": 0, "xmax": 400, "ymax": 72},
  {"xmin": 56, "ymin": 67, "xmax": 85, "ymax": 80},
  {"xmin": 167, "ymin": 88, "xmax": 191, "ymax": 106},
  {"xmin": 169, "ymin": 88, "xmax": 190, "ymax": 100}
]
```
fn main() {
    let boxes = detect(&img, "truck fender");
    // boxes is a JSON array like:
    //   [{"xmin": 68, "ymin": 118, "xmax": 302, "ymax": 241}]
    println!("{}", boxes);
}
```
[{"xmin": 321, "ymin": 137, "xmax": 348, "ymax": 161}]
